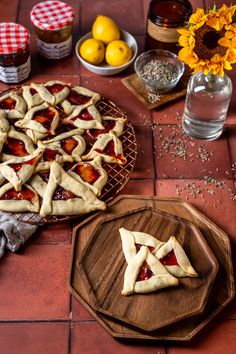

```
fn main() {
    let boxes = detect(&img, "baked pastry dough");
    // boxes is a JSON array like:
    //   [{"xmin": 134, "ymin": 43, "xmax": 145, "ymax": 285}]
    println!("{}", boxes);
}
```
[
  {"xmin": 82, "ymin": 132, "xmax": 127, "ymax": 165},
  {"xmin": 119, "ymin": 227, "xmax": 164, "ymax": 263},
  {"xmin": 22, "ymin": 85, "xmax": 44, "ymax": 109},
  {"xmin": 0, "ymin": 150, "xmax": 42, "ymax": 191},
  {"xmin": 63, "ymin": 105, "xmax": 104, "ymax": 130},
  {"xmin": 61, "ymin": 86, "xmax": 101, "ymax": 115},
  {"xmin": 0, "ymin": 182, "xmax": 39, "ymax": 212},
  {"xmin": 86, "ymin": 116, "xmax": 126, "ymax": 139},
  {"xmin": 0, "ymin": 92, "xmax": 26, "ymax": 119},
  {"xmin": 35, "ymin": 142, "xmax": 73, "ymax": 172},
  {"xmin": 1, "ymin": 126, "xmax": 35, "ymax": 161},
  {"xmin": 68, "ymin": 156, "xmax": 108, "ymax": 196},
  {"xmin": 122, "ymin": 246, "xmax": 179, "ymax": 296},
  {"xmin": 31, "ymin": 81, "xmax": 70, "ymax": 106},
  {"xmin": 30, "ymin": 161, "xmax": 106, "ymax": 217},
  {"xmin": 0, "ymin": 111, "xmax": 9, "ymax": 154},
  {"xmin": 155, "ymin": 236, "xmax": 198, "ymax": 277},
  {"xmin": 15, "ymin": 103, "xmax": 59, "ymax": 143}
]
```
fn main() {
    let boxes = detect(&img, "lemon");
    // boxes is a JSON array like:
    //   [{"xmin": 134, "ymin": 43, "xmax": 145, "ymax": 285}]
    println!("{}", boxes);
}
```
[
  {"xmin": 105, "ymin": 40, "xmax": 132, "ymax": 67},
  {"xmin": 79, "ymin": 38, "xmax": 105, "ymax": 65},
  {"xmin": 92, "ymin": 15, "xmax": 120, "ymax": 45}
]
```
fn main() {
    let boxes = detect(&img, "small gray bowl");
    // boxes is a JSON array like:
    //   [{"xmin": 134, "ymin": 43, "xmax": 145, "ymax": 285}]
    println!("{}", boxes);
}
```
[{"xmin": 134, "ymin": 49, "xmax": 185, "ymax": 93}]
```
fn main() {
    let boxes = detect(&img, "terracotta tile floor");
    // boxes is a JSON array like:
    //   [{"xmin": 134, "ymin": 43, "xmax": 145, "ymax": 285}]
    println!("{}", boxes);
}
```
[{"xmin": 0, "ymin": 0, "xmax": 235, "ymax": 353}]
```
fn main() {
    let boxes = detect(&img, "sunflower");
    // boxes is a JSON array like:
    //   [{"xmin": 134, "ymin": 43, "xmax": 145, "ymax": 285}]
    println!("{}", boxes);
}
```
[{"xmin": 178, "ymin": 4, "xmax": 236, "ymax": 76}]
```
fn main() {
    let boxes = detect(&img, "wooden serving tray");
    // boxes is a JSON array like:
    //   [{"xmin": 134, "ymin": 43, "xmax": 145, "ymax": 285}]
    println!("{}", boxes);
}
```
[
  {"xmin": 69, "ymin": 195, "xmax": 235, "ymax": 341},
  {"xmin": 77, "ymin": 206, "xmax": 218, "ymax": 332},
  {"xmin": 121, "ymin": 74, "xmax": 187, "ymax": 110}
]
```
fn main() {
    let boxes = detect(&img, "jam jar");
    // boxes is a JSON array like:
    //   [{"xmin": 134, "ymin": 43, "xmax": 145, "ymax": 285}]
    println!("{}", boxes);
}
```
[
  {"xmin": 0, "ymin": 22, "xmax": 31, "ymax": 84},
  {"xmin": 146, "ymin": 0, "xmax": 192, "ymax": 53},
  {"xmin": 30, "ymin": 1, "xmax": 75, "ymax": 60}
]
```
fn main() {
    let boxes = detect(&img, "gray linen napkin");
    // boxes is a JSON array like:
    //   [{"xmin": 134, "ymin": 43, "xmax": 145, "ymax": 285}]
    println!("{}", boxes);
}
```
[{"xmin": 0, "ymin": 212, "xmax": 38, "ymax": 257}]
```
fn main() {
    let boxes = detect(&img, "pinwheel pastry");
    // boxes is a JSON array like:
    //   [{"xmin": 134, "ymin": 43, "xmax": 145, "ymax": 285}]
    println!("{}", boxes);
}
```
[
  {"xmin": 61, "ymin": 86, "xmax": 101, "ymax": 115},
  {"xmin": 82, "ymin": 132, "xmax": 127, "ymax": 165},
  {"xmin": 68, "ymin": 156, "xmax": 108, "ymax": 196},
  {"xmin": 30, "ymin": 161, "xmax": 106, "ymax": 217},
  {"xmin": 119, "ymin": 227, "xmax": 164, "ymax": 263},
  {"xmin": 0, "ymin": 91, "xmax": 26, "ymax": 119},
  {"xmin": 121, "ymin": 246, "xmax": 178, "ymax": 296},
  {"xmin": 155, "ymin": 236, "xmax": 199, "ymax": 277}
]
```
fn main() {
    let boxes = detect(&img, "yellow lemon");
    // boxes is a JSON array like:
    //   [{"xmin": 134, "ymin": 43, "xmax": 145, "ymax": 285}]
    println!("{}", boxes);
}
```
[
  {"xmin": 105, "ymin": 40, "xmax": 132, "ymax": 67},
  {"xmin": 79, "ymin": 38, "xmax": 105, "ymax": 65},
  {"xmin": 92, "ymin": 15, "xmax": 120, "ymax": 45}
]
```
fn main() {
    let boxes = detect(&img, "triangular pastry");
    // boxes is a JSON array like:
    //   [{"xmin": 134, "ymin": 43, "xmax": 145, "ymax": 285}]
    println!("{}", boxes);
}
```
[
  {"xmin": 0, "ymin": 92, "xmax": 26, "ymax": 119},
  {"xmin": 61, "ymin": 86, "xmax": 101, "ymax": 115},
  {"xmin": 67, "ymin": 156, "xmax": 108, "ymax": 196},
  {"xmin": 155, "ymin": 236, "xmax": 198, "ymax": 277},
  {"xmin": 86, "ymin": 116, "xmax": 126, "ymax": 139},
  {"xmin": 0, "ymin": 111, "xmax": 9, "ymax": 154},
  {"xmin": 31, "ymin": 81, "xmax": 70, "ymax": 106},
  {"xmin": 35, "ymin": 142, "xmax": 73, "ymax": 172},
  {"xmin": 82, "ymin": 132, "xmax": 127, "ymax": 165},
  {"xmin": 22, "ymin": 85, "xmax": 44, "ymax": 109},
  {"xmin": 63, "ymin": 105, "xmax": 104, "ymax": 130},
  {"xmin": 0, "ymin": 182, "xmax": 39, "ymax": 212},
  {"xmin": 122, "ymin": 246, "xmax": 179, "ymax": 296},
  {"xmin": 30, "ymin": 161, "xmax": 106, "ymax": 217},
  {"xmin": 119, "ymin": 227, "xmax": 164, "ymax": 263}
]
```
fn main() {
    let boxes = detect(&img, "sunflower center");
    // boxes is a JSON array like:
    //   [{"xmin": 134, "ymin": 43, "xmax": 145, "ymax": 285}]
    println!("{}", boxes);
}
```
[{"xmin": 193, "ymin": 24, "xmax": 227, "ymax": 60}]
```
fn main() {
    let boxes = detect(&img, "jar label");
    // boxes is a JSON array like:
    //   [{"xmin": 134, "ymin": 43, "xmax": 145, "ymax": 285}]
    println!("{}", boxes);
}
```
[
  {"xmin": 147, "ymin": 19, "xmax": 180, "ymax": 43},
  {"xmin": 0, "ymin": 56, "xmax": 31, "ymax": 83},
  {"xmin": 37, "ymin": 36, "xmax": 72, "ymax": 59}
]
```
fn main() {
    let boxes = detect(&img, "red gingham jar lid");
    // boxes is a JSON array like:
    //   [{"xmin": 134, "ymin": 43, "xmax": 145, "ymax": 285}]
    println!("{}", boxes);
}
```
[
  {"xmin": 30, "ymin": 1, "xmax": 74, "ymax": 31},
  {"xmin": 0, "ymin": 22, "xmax": 30, "ymax": 55}
]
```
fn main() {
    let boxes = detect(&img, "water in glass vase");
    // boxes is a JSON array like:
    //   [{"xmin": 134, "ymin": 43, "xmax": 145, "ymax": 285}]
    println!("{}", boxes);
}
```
[{"xmin": 182, "ymin": 72, "xmax": 232, "ymax": 140}]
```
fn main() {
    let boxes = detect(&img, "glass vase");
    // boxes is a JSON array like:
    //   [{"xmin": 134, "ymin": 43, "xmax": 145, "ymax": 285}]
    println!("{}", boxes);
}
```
[{"xmin": 182, "ymin": 71, "xmax": 232, "ymax": 140}]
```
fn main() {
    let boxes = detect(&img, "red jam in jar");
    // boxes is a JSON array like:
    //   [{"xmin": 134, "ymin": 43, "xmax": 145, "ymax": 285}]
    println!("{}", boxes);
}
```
[
  {"xmin": 146, "ymin": 0, "xmax": 192, "ymax": 53},
  {"xmin": 0, "ymin": 22, "xmax": 31, "ymax": 83},
  {"xmin": 30, "ymin": 1, "xmax": 74, "ymax": 60}
]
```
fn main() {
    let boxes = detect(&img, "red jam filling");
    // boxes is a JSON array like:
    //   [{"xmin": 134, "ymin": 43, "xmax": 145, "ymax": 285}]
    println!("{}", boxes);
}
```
[
  {"xmin": 61, "ymin": 137, "xmax": 78, "ymax": 154},
  {"xmin": 9, "ymin": 158, "xmax": 35, "ymax": 172},
  {"xmin": 0, "ymin": 186, "xmax": 35, "ymax": 201},
  {"xmin": 136, "ymin": 261, "xmax": 153, "ymax": 281},
  {"xmin": 67, "ymin": 90, "xmax": 91, "ymax": 105},
  {"xmin": 0, "ymin": 97, "xmax": 16, "ymax": 110},
  {"xmin": 47, "ymin": 84, "xmax": 65, "ymax": 94},
  {"xmin": 86, "ymin": 120, "xmax": 116, "ymax": 139},
  {"xmin": 39, "ymin": 171, "xmax": 50, "ymax": 183},
  {"xmin": 3, "ymin": 137, "xmax": 28, "ymax": 157},
  {"xmin": 79, "ymin": 108, "xmax": 93, "ymax": 121},
  {"xmin": 33, "ymin": 108, "xmax": 55, "ymax": 130},
  {"xmin": 135, "ymin": 244, "xmax": 155, "ymax": 253},
  {"xmin": 95, "ymin": 140, "xmax": 124, "ymax": 162},
  {"xmin": 52, "ymin": 186, "xmax": 75, "ymax": 200},
  {"xmin": 30, "ymin": 88, "xmax": 37, "ymax": 95},
  {"xmin": 160, "ymin": 250, "xmax": 178, "ymax": 266},
  {"xmin": 73, "ymin": 163, "xmax": 100, "ymax": 184},
  {"xmin": 43, "ymin": 148, "xmax": 61, "ymax": 162}
]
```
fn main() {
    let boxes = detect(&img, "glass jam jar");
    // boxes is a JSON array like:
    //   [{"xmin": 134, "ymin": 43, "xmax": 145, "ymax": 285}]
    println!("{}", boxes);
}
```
[
  {"xmin": 0, "ymin": 22, "xmax": 31, "ymax": 84},
  {"xmin": 30, "ymin": 1, "xmax": 74, "ymax": 60},
  {"xmin": 146, "ymin": 0, "xmax": 192, "ymax": 53}
]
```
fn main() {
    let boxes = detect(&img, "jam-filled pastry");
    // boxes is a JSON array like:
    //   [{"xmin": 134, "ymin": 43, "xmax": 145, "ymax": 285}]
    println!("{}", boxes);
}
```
[
  {"xmin": 82, "ymin": 132, "xmax": 127, "ymax": 165},
  {"xmin": 155, "ymin": 236, "xmax": 198, "ymax": 278},
  {"xmin": 0, "ymin": 92, "xmax": 26, "ymax": 119},
  {"xmin": 35, "ymin": 142, "xmax": 73, "ymax": 172},
  {"xmin": 0, "ymin": 111, "xmax": 9, "ymax": 153},
  {"xmin": 68, "ymin": 156, "xmax": 108, "ymax": 196},
  {"xmin": 31, "ymin": 161, "xmax": 106, "ymax": 217},
  {"xmin": 40, "ymin": 129, "xmax": 86, "ymax": 162},
  {"xmin": 119, "ymin": 227, "xmax": 164, "ymax": 263},
  {"xmin": 0, "ymin": 150, "xmax": 42, "ymax": 191},
  {"xmin": 31, "ymin": 81, "xmax": 70, "ymax": 106},
  {"xmin": 15, "ymin": 102, "xmax": 59, "ymax": 143},
  {"xmin": 63, "ymin": 105, "xmax": 104, "ymax": 130},
  {"xmin": 0, "ymin": 182, "xmax": 39, "ymax": 212},
  {"xmin": 22, "ymin": 85, "xmax": 44, "ymax": 109},
  {"xmin": 122, "ymin": 246, "xmax": 179, "ymax": 296},
  {"xmin": 61, "ymin": 86, "xmax": 101, "ymax": 115},
  {"xmin": 86, "ymin": 116, "xmax": 126, "ymax": 139},
  {"xmin": 1, "ymin": 126, "xmax": 35, "ymax": 161}
]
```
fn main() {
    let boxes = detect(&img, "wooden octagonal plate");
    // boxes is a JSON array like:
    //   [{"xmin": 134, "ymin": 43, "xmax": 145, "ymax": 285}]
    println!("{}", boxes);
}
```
[
  {"xmin": 69, "ymin": 195, "xmax": 235, "ymax": 341},
  {"xmin": 77, "ymin": 206, "xmax": 219, "ymax": 332}
]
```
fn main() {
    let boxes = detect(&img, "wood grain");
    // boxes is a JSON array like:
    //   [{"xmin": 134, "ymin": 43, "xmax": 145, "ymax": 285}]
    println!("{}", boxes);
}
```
[
  {"xmin": 121, "ymin": 74, "xmax": 187, "ymax": 110},
  {"xmin": 69, "ymin": 195, "xmax": 235, "ymax": 341},
  {"xmin": 77, "ymin": 206, "xmax": 218, "ymax": 332}
]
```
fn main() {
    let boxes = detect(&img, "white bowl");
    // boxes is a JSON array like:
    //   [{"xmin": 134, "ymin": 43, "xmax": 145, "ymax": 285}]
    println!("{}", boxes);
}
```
[{"xmin": 75, "ymin": 30, "xmax": 138, "ymax": 76}]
